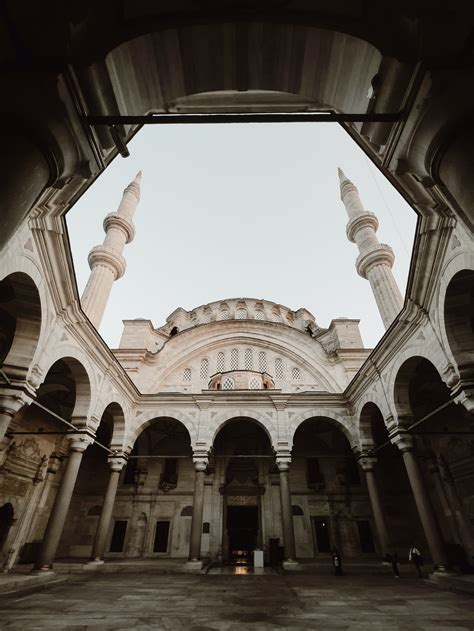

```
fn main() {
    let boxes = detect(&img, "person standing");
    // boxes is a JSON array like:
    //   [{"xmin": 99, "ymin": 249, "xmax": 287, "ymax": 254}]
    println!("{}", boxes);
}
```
[
  {"xmin": 332, "ymin": 548, "xmax": 343, "ymax": 576},
  {"xmin": 408, "ymin": 543, "xmax": 423, "ymax": 578},
  {"xmin": 390, "ymin": 550, "xmax": 400, "ymax": 578}
]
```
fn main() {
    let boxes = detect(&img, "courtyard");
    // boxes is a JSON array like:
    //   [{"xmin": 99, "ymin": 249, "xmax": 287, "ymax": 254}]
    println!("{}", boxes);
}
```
[{"xmin": 0, "ymin": 573, "xmax": 473, "ymax": 630}]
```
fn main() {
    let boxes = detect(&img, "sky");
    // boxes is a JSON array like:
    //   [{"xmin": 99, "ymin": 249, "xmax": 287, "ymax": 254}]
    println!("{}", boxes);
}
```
[{"xmin": 67, "ymin": 123, "xmax": 417, "ymax": 350}]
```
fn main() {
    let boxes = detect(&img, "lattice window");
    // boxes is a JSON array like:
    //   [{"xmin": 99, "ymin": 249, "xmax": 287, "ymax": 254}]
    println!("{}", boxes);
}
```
[
  {"xmin": 272, "ymin": 312, "xmax": 281, "ymax": 323},
  {"xmin": 216, "ymin": 352, "xmax": 225, "ymax": 372},
  {"xmin": 244, "ymin": 348, "xmax": 253, "ymax": 370},
  {"xmin": 236, "ymin": 308, "xmax": 247, "ymax": 319},
  {"xmin": 292, "ymin": 366, "xmax": 301, "ymax": 381},
  {"xmin": 200, "ymin": 358, "xmax": 209, "ymax": 380},
  {"xmin": 183, "ymin": 368, "xmax": 192, "ymax": 382},
  {"xmin": 254, "ymin": 310, "xmax": 265, "ymax": 320},
  {"xmin": 258, "ymin": 351, "xmax": 267, "ymax": 372},
  {"xmin": 218, "ymin": 310, "xmax": 230, "ymax": 320},
  {"xmin": 203, "ymin": 311, "xmax": 212, "ymax": 323},
  {"xmin": 222, "ymin": 377, "xmax": 234, "ymax": 390},
  {"xmin": 275, "ymin": 358, "xmax": 284, "ymax": 379},
  {"xmin": 249, "ymin": 377, "xmax": 261, "ymax": 390},
  {"xmin": 230, "ymin": 348, "xmax": 239, "ymax": 370}
]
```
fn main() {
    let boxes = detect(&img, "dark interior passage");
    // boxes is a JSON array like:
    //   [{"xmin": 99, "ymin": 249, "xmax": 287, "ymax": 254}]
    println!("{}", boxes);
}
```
[{"xmin": 227, "ymin": 506, "xmax": 258, "ymax": 564}]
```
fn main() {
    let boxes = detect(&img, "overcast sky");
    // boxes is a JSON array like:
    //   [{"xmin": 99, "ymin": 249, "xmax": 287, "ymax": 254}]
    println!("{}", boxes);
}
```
[{"xmin": 67, "ymin": 123, "xmax": 417, "ymax": 350}]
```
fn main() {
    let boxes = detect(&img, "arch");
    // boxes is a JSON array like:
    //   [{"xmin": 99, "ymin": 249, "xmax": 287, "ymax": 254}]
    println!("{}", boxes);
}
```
[
  {"xmin": 288, "ymin": 409, "xmax": 357, "ymax": 449},
  {"xmin": 359, "ymin": 401, "xmax": 387, "ymax": 450},
  {"xmin": 209, "ymin": 410, "xmax": 278, "ymax": 450},
  {"xmin": 127, "ymin": 409, "xmax": 198, "ymax": 452},
  {"xmin": 98, "ymin": 401, "xmax": 127, "ymax": 451},
  {"xmin": 0, "ymin": 271, "xmax": 42, "ymax": 383},
  {"xmin": 35, "ymin": 355, "xmax": 93, "ymax": 425},
  {"xmin": 393, "ymin": 355, "xmax": 451, "ymax": 421},
  {"xmin": 438, "ymin": 252, "xmax": 474, "ymax": 373},
  {"xmin": 292, "ymin": 505, "xmax": 304, "ymax": 516},
  {"xmin": 443, "ymin": 268, "xmax": 474, "ymax": 390},
  {"xmin": 180, "ymin": 506, "xmax": 193, "ymax": 517}
]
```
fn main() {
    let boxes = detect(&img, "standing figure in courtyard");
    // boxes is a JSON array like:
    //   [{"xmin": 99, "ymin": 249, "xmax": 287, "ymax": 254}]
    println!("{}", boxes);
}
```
[
  {"xmin": 408, "ymin": 543, "xmax": 423, "ymax": 578},
  {"xmin": 332, "ymin": 548, "xmax": 343, "ymax": 576}
]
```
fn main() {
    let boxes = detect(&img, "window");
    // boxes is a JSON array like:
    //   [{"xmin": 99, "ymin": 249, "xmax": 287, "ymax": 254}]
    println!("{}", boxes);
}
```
[
  {"xmin": 236, "ymin": 308, "xmax": 247, "ymax": 319},
  {"xmin": 109, "ymin": 520, "xmax": 127, "ymax": 552},
  {"xmin": 272, "ymin": 312, "xmax": 281, "ymax": 323},
  {"xmin": 183, "ymin": 367, "xmax": 192, "ymax": 382},
  {"xmin": 160, "ymin": 458, "xmax": 178, "ymax": 488},
  {"xmin": 292, "ymin": 505, "xmax": 304, "ymax": 516},
  {"xmin": 275, "ymin": 358, "xmax": 284, "ymax": 379},
  {"xmin": 307, "ymin": 458, "xmax": 324, "ymax": 486},
  {"xmin": 180, "ymin": 506, "xmax": 193, "ymax": 517},
  {"xmin": 230, "ymin": 348, "xmax": 239, "ymax": 370},
  {"xmin": 218, "ymin": 310, "xmax": 230, "ymax": 320},
  {"xmin": 200, "ymin": 358, "xmax": 209, "ymax": 380},
  {"xmin": 292, "ymin": 366, "xmax": 301, "ymax": 381},
  {"xmin": 216, "ymin": 352, "xmax": 225, "ymax": 372},
  {"xmin": 222, "ymin": 377, "xmax": 234, "ymax": 390},
  {"xmin": 244, "ymin": 348, "xmax": 253, "ymax": 370},
  {"xmin": 249, "ymin": 377, "xmax": 261, "ymax": 390},
  {"xmin": 153, "ymin": 521, "xmax": 170, "ymax": 553},
  {"xmin": 254, "ymin": 310, "xmax": 264, "ymax": 320},
  {"xmin": 258, "ymin": 351, "xmax": 267, "ymax": 372}
]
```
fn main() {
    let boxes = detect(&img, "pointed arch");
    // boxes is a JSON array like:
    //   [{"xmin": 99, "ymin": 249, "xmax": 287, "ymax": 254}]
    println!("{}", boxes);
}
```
[{"xmin": 288, "ymin": 409, "xmax": 357, "ymax": 449}]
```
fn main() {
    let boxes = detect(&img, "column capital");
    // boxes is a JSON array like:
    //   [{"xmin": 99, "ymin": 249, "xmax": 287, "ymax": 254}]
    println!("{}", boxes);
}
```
[
  {"xmin": 276, "ymin": 456, "xmax": 291, "ymax": 472},
  {"xmin": 358, "ymin": 454, "xmax": 378, "ymax": 471},
  {"xmin": 0, "ymin": 388, "xmax": 30, "ymax": 418},
  {"xmin": 390, "ymin": 430, "xmax": 414, "ymax": 453},
  {"xmin": 69, "ymin": 433, "xmax": 95, "ymax": 453},
  {"xmin": 107, "ymin": 454, "xmax": 127, "ymax": 471}
]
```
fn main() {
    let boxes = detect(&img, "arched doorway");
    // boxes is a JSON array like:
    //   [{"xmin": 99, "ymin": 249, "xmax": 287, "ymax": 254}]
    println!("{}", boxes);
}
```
[
  {"xmin": 359, "ymin": 402, "xmax": 424, "ymax": 556},
  {"xmin": 117, "ymin": 417, "xmax": 193, "ymax": 558},
  {"xmin": 292, "ymin": 417, "xmax": 366, "ymax": 558},
  {"xmin": 213, "ymin": 418, "xmax": 273, "ymax": 565},
  {"xmin": 394, "ymin": 356, "xmax": 474, "ymax": 569},
  {"xmin": 0, "ymin": 272, "xmax": 42, "ymax": 384}
]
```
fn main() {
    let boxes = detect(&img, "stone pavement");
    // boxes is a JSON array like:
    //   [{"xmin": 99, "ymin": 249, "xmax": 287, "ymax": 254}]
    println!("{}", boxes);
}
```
[{"xmin": 0, "ymin": 572, "xmax": 473, "ymax": 630}]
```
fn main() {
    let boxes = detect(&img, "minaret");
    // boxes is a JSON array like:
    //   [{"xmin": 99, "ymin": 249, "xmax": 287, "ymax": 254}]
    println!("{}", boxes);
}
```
[
  {"xmin": 338, "ymin": 168, "xmax": 403, "ymax": 329},
  {"xmin": 81, "ymin": 172, "xmax": 142, "ymax": 329}
]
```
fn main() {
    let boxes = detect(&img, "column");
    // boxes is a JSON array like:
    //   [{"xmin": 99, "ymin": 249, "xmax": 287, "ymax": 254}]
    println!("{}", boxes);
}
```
[
  {"xmin": 89, "ymin": 455, "xmax": 127, "ymax": 563},
  {"xmin": 186, "ymin": 457, "xmax": 208, "ymax": 569},
  {"xmin": 34, "ymin": 434, "xmax": 93, "ymax": 571},
  {"xmin": 358, "ymin": 454, "xmax": 391, "ymax": 558},
  {"xmin": 0, "ymin": 391, "xmax": 29, "ymax": 441},
  {"xmin": 392, "ymin": 432, "xmax": 449, "ymax": 571},
  {"xmin": 276, "ymin": 455, "xmax": 298, "ymax": 568}
]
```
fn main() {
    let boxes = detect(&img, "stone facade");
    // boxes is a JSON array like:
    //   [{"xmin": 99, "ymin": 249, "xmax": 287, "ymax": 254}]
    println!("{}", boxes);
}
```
[{"xmin": 0, "ymin": 7, "xmax": 474, "ymax": 574}]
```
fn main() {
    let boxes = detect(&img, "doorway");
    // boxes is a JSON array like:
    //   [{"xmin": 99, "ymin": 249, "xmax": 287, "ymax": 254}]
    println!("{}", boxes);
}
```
[
  {"xmin": 227, "ymin": 506, "xmax": 258, "ymax": 565},
  {"xmin": 356, "ymin": 520, "xmax": 375, "ymax": 553},
  {"xmin": 0, "ymin": 503, "xmax": 14, "ymax": 552},
  {"xmin": 312, "ymin": 517, "xmax": 331, "ymax": 553}
]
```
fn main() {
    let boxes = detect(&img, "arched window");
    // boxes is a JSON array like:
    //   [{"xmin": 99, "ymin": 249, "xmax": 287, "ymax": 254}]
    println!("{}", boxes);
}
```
[
  {"xmin": 216, "ymin": 352, "xmax": 225, "ymax": 372},
  {"xmin": 180, "ymin": 506, "xmax": 193, "ymax": 517},
  {"xmin": 292, "ymin": 505, "xmax": 304, "ymax": 516},
  {"xmin": 218, "ymin": 310, "xmax": 230, "ymax": 320},
  {"xmin": 222, "ymin": 377, "xmax": 234, "ymax": 390},
  {"xmin": 183, "ymin": 368, "xmax": 192, "ymax": 382},
  {"xmin": 292, "ymin": 367, "xmax": 301, "ymax": 381},
  {"xmin": 230, "ymin": 348, "xmax": 239, "ymax": 370},
  {"xmin": 254, "ymin": 310, "xmax": 265, "ymax": 320},
  {"xmin": 258, "ymin": 351, "xmax": 267, "ymax": 372},
  {"xmin": 249, "ymin": 377, "xmax": 261, "ymax": 390},
  {"xmin": 272, "ymin": 312, "xmax": 281, "ymax": 323},
  {"xmin": 236, "ymin": 308, "xmax": 247, "ymax": 319},
  {"xmin": 245, "ymin": 348, "xmax": 253, "ymax": 370},
  {"xmin": 275, "ymin": 358, "xmax": 284, "ymax": 379},
  {"xmin": 200, "ymin": 358, "xmax": 209, "ymax": 380}
]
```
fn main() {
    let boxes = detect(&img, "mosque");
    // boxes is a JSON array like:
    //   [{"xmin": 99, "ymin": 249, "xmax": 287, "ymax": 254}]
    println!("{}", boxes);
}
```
[{"xmin": 0, "ymin": 166, "xmax": 472, "ymax": 574}]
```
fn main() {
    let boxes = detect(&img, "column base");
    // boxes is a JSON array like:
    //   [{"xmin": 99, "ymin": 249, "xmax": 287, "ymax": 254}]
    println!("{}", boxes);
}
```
[
  {"xmin": 31, "ymin": 565, "xmax": 54, "ymax": 574},
  {"xmin": 86, "ymin": 559, "xmax": 105, "ymax": 565},
  {"xmin": 185, "ymin": 560, "xmax": 203, "ymax": 571},
  {"xmin": 282, "ymin": 560, "xmax": 300, "ymax": 571}
]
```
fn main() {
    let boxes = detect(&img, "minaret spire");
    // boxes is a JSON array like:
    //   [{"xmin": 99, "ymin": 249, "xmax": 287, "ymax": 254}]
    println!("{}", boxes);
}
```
[
  {"xmin": 338, "ymin": 168, "xmax": 403, "ymax": 329},
  {"xmin": 81, "ymin": 172, "xmax": 142, "ymax": 329}
]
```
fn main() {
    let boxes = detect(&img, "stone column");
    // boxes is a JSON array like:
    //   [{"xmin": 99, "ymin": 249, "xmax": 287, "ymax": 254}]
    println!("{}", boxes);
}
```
[
  {"xmin": 34, "ymin": 434, "xmax": 94, "ymax": 571},
  {"xmin": 0, "ymin": 391, "xmax": 29, "ymax": 441},
  {"xmin": 358, "ymin": 455, "xmax": 391, "ymax": 558},
  {"xmin": 186, "ymin": 457, "xmax": 208, "ymax": 570},
  {"xmin": 392, "ymin": 433, "xmax": 449, "ymax": 571},
  {"xmin": 89, "ymin": 455, "xmax": 127, "ymax": 563},
  {"xmin": 276, "ymin": 455, "xmax": 298, "ymax": 569}
]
